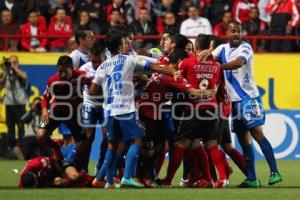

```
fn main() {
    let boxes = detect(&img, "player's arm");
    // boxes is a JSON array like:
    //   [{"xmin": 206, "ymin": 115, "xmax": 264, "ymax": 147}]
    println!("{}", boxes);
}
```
[
  {"xmin": 89, "ymin": 66, "xmax": 104, "ymax": 99},
  {"xmin": 41, "ymin": 81, "xmax": 52, "ymax": 124},
  {"xmin": 220, "ymin": 58, "xmax": 245, "ymax": 70},
  {"xmin": 221, "ymin": 44, "xmax": 252, "ymax": 70}
]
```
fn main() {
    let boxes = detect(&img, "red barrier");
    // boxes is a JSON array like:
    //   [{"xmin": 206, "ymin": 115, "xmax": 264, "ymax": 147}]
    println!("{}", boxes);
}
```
[{"xmin": 1, "ymin": 34, "xmax": 300, "ymax": 52}]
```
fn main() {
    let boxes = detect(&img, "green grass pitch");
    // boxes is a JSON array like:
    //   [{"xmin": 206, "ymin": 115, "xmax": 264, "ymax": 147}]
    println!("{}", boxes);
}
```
[{"xmin": 0, "ymin": 159, "xmax": 299, "ymax": 200}]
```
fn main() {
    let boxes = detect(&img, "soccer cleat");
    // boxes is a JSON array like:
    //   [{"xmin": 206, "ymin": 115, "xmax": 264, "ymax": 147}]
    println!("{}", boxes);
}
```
[
  {"xmin": 113, "ymin": 177, "xmax": 121, "ymax": 184},
  {"xmin": 268, "ymin": 172, "xmax": 282, "ymax": 185},
  {"xmin": 193, "ymin": 179, "xmax": 209, "ymax": 188},
  {"xmin": 104, "ymin": 182, "xmax": 121, "ymax": 189},
  {"xmin": 179, "ymin": 178, "xmax": 189, "ymax": 187},
  {"xmin": 238, "ymin": 179, "xmax": 261, "ymax": 188},
  {"xmin": 92, "ymin": 178, "xmax": 106, "ymax": 188},
  {"xmin": 213, "ymin": 179, "xmax": 229, "ymax": 189},
  {"xmin": 156, "ymin": 178, "xmax": 172, "ymax": 188},
  {"xmin": 121, "ymin": 178, "xmax": 144, "ymax": 188}
]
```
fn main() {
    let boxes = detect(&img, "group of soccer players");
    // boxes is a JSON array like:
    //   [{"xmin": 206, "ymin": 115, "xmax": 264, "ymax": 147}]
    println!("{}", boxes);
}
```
[{"xmin": 19, "ymin": 21, "xmax": 283, "ymax": 189}]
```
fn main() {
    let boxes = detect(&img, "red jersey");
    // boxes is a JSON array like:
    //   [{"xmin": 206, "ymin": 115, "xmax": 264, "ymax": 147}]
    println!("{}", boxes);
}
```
[
  {"xmin": 217, "ymin": 71, "xmax": 231, "ymax": 118},
  {"xmin": 137, "ymin": 55, "xmax": 192, "ymax": 119},
  {"xmin": 19, "ymin": 156, "xmax": 56, "ymax": 188},
  {"xmin": 41, "ymin": 69, "xmax": 91, "ymax": 112},
  {"xmin": 179, "ymin": 54, "xmax": 221, "ymax": 109}
]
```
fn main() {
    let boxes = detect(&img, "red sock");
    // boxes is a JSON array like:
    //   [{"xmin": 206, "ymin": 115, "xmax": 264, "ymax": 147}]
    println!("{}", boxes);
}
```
[
  {"xmin": 155, "ymin": 150, "xmax": 166, "ymax": 176},
  {"xmin": 207, "ymin": 146, "xmax": 227, "ymax": 180},
  {"xmin": 193, "ymin": 146, "xmax": 212, "ymax": 182},
  {"xmin": 227, "ymin": 148, "xmax": 247, "ymax": 176},
  {"xmin": 209, "ymin": 159, "xmax": 218, "ymax": 182},
  {"xmin": 165, "ymin": 146, "xmax": 185, "ymax": 183},
  {"xmin": 185, "ymin": 149, "xmax": 200, "ymax": 183},
  {"xmin": 219, "ymin": 149, "xmax": 232, "ymax": 179}
]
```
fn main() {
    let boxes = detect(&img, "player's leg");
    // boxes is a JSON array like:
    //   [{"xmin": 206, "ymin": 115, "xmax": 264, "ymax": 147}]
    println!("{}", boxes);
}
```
[
  {"xmin": 250, "ymin": 125, "xmax": 282, "ymax": 185},
  {"xmin": 95, "ymin": 127, "xmax": 108, "ymax": 174}
]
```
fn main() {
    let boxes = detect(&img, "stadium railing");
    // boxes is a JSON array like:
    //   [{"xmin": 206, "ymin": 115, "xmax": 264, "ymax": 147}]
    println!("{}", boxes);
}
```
[{"xmin": 1, "ymin": 34, "xmax": 300, "ymax": 52}]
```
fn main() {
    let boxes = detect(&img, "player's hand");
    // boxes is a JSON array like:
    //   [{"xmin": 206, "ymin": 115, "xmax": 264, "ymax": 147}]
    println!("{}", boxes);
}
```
[
  {"xmin": 173, "ymin": 70, "xmax": 182, "ymax": 81},
  {"xmin": 41, "ymin": 108, "xmax": 50, "ymax": 125}
]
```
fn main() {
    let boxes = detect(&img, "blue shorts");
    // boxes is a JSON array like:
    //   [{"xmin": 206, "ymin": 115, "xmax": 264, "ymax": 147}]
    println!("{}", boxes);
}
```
[
  {"xmin": 231, "ymin": 96, "xmax": 265, "ymax": 130},
  {"xmin": 106, "ymin": 112, "xmax": 144, "ymax": 142},
  {"xmin": 81, "ymin": 104, "xmax": 104, "ymax": 127}
]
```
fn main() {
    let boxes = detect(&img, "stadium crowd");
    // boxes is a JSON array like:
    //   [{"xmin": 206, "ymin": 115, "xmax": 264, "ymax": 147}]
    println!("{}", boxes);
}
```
[{"xmin": 0, "ymin": 0, "xmax": 300, "ymax": 52}]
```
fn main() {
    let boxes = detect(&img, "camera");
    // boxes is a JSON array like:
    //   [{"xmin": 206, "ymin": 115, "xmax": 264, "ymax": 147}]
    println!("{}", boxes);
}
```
[{"xmin": 0, "ymin": 57, "xmax": 11, "ymax": 71}]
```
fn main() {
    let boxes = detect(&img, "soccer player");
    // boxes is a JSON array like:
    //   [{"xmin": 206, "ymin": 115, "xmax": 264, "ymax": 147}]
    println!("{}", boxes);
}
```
[
  {"xmin": 90, "ymin": 33, "xmax": 187, "ymax": 189},
  {"xmin": 80, "ymin": 42, "xmax": 107, "ymax": 173},
  {"xmin": 38, "ymin": 55, "xmax": 90, "ymax": 168},
  {"xmin": 69, "ymin": 30, "xmax": 95, "ymax": 68},
  {"xmin": 210, "ymin": 20, "xmax": 282, "ymax": 188}
]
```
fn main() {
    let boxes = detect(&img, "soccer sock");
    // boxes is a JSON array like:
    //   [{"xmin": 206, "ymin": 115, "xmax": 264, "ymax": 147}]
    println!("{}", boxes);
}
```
[
  {"xmin": 193, "ymin": 146, "xmax": 212, "ymax": 182},
  {"xmin": 185, "ymin": 149, "xmax": 200, "ymax": 182},
  {"xmin": 227, "ymin": 148, "xmax": 247, "ymax": 176},
  {"xmin": 165, "ymin": 145, "xmax": 185, "ymax": 183},
  {"xmin": 219, "ymin": 149, "xmax": 232, "ymax": 179},
  {"xmin": 182, "ymin": 152, "xmax": 191, "ymax": 180},
  {"xmin": 207, "ymin": 146, "xmax": 227, "ymax": 180},
  {"xmin": 242, "ymin": 144, "xmax": 257, "ymax": 181},
  {"xmin": 96, "ymin": 149, "xmax": 114, "ymax": 183},
  {"xmin": 124, "ymin": 144, "xmax": 140, "ymax": 179},
  {"xmin": 257, "ymin": 137, "xmax": 279, "ymax": 174},
  {"xmin": 155, "ymin": 150, "xmax": 166, "ymax": 176},
  {"xmin": 112, "ymin": 152, "xmax": 122, "ymax": 178}
]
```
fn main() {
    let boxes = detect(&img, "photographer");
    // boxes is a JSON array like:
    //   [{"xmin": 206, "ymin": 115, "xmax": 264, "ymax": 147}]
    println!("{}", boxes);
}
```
[
  {"xmin": 20, "ymin": 97, "xmax": 42, "ymax": 160},
  {"xmin": 1, "ymin": 55, "xmax": 28, "ymax": 157}
]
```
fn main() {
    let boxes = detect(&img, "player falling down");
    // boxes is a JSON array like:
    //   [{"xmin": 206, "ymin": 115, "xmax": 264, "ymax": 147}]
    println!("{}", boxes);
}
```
[
  {"xmin": 198, "ymin": 20, "xmax": 282, "ymax": 188},
  {"xmin": 89, "ymin": 33, "xmax": 210, "ymax": 189}
]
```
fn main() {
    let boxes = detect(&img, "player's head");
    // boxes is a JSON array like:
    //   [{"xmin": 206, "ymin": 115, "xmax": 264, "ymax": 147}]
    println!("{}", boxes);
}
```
[
  {"xmin": 185, "ymin": 40, "xmax": 194, "ymax": 54},
  {"xmin": 163, "ymin": 33, "xmax": 189, "ymax": 55},
  {"xmin": 195, "ymin": 34, "xmax": 211, "ymax": 52},
  {"xmin": 90, "ymin": 41, "xmax": 106, "ymax": 70},
  {"xmin": 107, "ymin": 25, "xmax": 133, "ymax": 54},
  {"xmin": 169, "ymin": 48, "xmax": 188, "ymax": 64},
  {"xmin": 20, "ymin": 172, "xmax": 38, "ymax": 188},
  {"xmin": 75, "ymin": 30, "xmax": 95, "ymax": 50},
  {"xmin": 226, "ymin": 20, "xmax": 242, "ymax": 47},
  {"xmin": 56, "ymin": 55, "xmax": 73, "ymax": 80},
  {"xmin": 160, "ymin": 30, "xmax": 172, "ymax": 51},
  {"xmin": 105, "ymin": 33, "xmax": 123, "ymax": 55}
]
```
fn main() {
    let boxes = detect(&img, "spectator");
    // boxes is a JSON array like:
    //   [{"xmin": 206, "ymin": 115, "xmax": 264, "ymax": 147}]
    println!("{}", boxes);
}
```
[
  {"xmin": 157, "ymin": 12, "xmax": 180, "ymax": 34},
  {"xmin": 74, "ymin": 10, "xmax": 100, "ymax": 34},
  {"xmin": 20, "ymin": 10, "xmax": 47, "ymax": 52},
  {"xmin": 258, "ymin": 0, "xmax": 271, "ymax": 24},
  {"xmin": 125, "ymin": 0, "xmax": 156, "ymax": 24},
  {"xmin": 0, "ymin": 55, "xmax": 28, "ymax": 154},
  {"xmin": 73, "ymin": 0, "xmax": 106, "ymax": 24},
  {"xmin": 48, "ymin": 0, "xmax": 70, "ymax": 16},
  {"xmin": 207, "ymin": 0, "xmax": 233, "ymax": 26},
  {"xmin": 23, "ymin": 0, "xmax": 50, "ymax": 23},
  {"xmin": 106, "ymin": 0, "xmax": 126, "ymax": 24},
  {"xmin": 129, "ymin": 7, "xmax": 157, "ymax": 49},
  {"xmin": 101, "ymin": 8, "xmax": 123, "ymax": 34},
  {"xmin": 20, "ymin": 96, "xmax": 43, "ymax": 160},
  {"xmin": 0, "ymin": 9, "xmax": 20, "ymax": 51},
  {"xmin": 48, "ymin": 7, "xmax": 74, "ymax": 52},
  {"xmin": 242, "ymin": 7, "xmax": 265, "ymax": 35},
  {"xmin": 265, "ymin": 0, "xmax": 300, "ymax": 52},
  {"xmin": 180, "ymin": 5, "xmax": 212, "ymax": 43},
  {"xmin": 0, "ymin": 0, "xmax": 24, "ymax": 24},
  {"xmin": 154, "ymin": 0, "xmax": 179, "ymax": 18},
  {"xmin": 232, "ymin": 0, "xmax": 257, "ymax": 24},
  {"xmin": 213, "ymin": 11, "xmax": 232, "ymax": 36}
]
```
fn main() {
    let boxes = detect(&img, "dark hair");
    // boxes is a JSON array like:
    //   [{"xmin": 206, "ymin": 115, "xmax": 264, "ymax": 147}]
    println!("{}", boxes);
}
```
[
  {"xmin": 110, "ymin": 8, "xmax": 121, "ymax": 15},
  {"xmin": 90, "ymin": 40, "xmax": 105, "ymax": 56},
  {"xmin": 228, "ymin": 20, "xmax": 241, "ymax": 27},
  {"xmin": 187, "ymin": 5, "xmax": 199, "ymax": 12},
  {"xmin": 1, "ymin": 8, "xmax": 11, "ymax": 15},
  {"xmin": 21, "ymin": 172, "xmax": 36, "ymax": 188},
  {"xmin": 169, "ymin": 48, "xmax": 188, "ymax": 64},
  {"xmin": 105, "ymin": 34, "xmax": 122, "ymax": 54},
  {"xmin": 107, "ymin": 25, "xmax": 129, "ymax": 37},
  {"xmin": 55, "ymin": 7, "xmax": 66, "ymax": 15},
  {"xmin": 27, "ymin": 9, "xmax": 38, "ymax": 19},
  {"xmin": 75, "ymin": 30, "xmax": 91, "ymax": 45},
  {"xmin": 195, "ymin": 34, "xmax": 211, "ymax": 50},
  {"xmin": 57, "ymin": 55, "xmax": 73, "ymax": 68},
  {"xmin": 169, "ymin": 34, "xmax": 189, "ymax": 50}
]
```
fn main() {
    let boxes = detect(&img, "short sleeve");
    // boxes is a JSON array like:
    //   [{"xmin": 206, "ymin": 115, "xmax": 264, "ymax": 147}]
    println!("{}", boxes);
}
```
[
  {"xmin": 134, "ymin": 55, "xmax": 157, "ymax": 74},
  {"xmin": 92, "ymin": 64, "xmax": 105, "ymax": 86},
  {"xmin": 238, "ymin": 43, "xmax": 253, "ymax": 64},
  {"xmin": 212, "ymin": 45, "xmax": 223, "ymax": 61},
  {"xmin": 178, "ymin": 58, "xmax": 189, "ymax": 78}
]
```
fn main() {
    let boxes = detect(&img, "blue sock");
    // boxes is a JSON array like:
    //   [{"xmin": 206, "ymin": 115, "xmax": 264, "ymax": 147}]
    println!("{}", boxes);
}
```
[
  {"xmin": 112, "ymin": 152, "xmax": 122, "ymax": 177},
  {"xmin": 242, "ymin": 144, "xmax": 257, "ymax": 181},
  {"xmin": 96, "ymin": 149, "xmax": 114, "ymax": 184},
  {"xmin": 258, "ymin": 137, "xmax": 278, "ymax": 174},
  {"xmin": 123, "ymin": 144, "xmax": 140, "ymax": 179}
]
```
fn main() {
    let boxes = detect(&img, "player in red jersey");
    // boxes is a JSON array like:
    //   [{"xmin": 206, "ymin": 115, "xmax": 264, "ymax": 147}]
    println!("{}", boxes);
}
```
[
  {"xmin": 157, "ymin": 34, "xmax": 228, "ymax": 188},
  {"xmin": 38, "ymin": 56, "xmax": 91, "ymax": 170}
]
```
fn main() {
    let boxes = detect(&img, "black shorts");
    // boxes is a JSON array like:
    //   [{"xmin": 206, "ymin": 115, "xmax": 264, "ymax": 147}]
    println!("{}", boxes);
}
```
[
  {"xmin": 140, "ymin": 116, "xmax": 167, "ymax": 150},
  {"xmin": 39, "ymin": 109, "xmax": 85, "ymax": 142},
  {"xmin": 218, "ymin": 119, "xmax": 232, "ymax": 144},
  {"xmin": 177, "ymin": 108, "xmax": 220, "ymax": 142}
]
